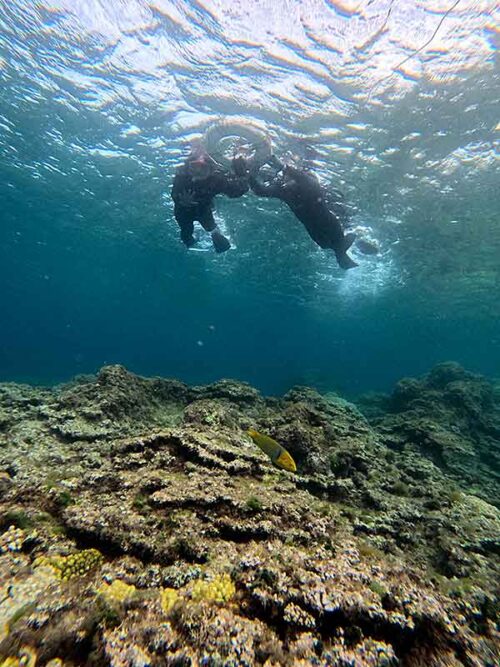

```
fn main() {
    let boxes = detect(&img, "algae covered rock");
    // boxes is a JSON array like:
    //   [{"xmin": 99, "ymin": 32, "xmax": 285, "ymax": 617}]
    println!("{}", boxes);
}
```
[
  {"xmin": 47, "ymin": 365, "xmax": 188, "ymax": 441},
  {"xmin": 373, "ymin": 362, "xmax": 500, "ymax": 506},
  {"xmin": 194, "ymin": 378, "xmax": 264, "ymax": 407},
  {"xmin": 182, "ymin": 398, "xmax": 242, "ymax": 430},
  {"xmin": 0, "ymin": 364, "xmax": 499, "ymax": 666}
]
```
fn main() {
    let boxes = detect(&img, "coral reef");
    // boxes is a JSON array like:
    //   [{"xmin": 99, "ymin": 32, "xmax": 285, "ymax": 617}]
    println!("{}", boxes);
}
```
[
  {"xmin": 0, "ymin": 364, "xmax": 498, "ymax": 665},
  {"xmin": 190, "ymin": 573, "xmax": 235, "ymax": 603},
  {"xmin": 369, "ymin": 362, "xmax": 500, "ymax": 506},
  {"xmin": 34, "ymin": 549, "xmax": 103, "ymax": 581}
]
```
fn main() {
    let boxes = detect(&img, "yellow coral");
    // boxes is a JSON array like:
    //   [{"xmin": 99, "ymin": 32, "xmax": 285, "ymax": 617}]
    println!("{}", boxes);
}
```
[
  {"xmin": 1, "ymin": 659, "xmax": 19, "ymax": 667},
  {"xmin": 191, "ymin": 574, "xmax": 235, "ymax": 604},
  {"xmin": 0, "ymin": 647, "xmax": 37, "ymax": 667},
  {"xmin": 97, "ymin": 579, "xmax": 137, "ymax": 606},
  {"xmin": 0, "ymin": 525, "xmax": 26, "ymax": 553},
  {"xmin": 33, "ymin": 549, "xmax": 103, "ymax": 580},
  {"xmin": 160, "ymin": 587, "xmax": 179, "ymax": 614}
]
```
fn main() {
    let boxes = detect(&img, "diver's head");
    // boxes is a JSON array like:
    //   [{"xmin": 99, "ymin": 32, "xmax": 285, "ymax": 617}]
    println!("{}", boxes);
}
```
[{"xmin": 187, "ymin": 153, "xmax": 214, "ymax": 181}]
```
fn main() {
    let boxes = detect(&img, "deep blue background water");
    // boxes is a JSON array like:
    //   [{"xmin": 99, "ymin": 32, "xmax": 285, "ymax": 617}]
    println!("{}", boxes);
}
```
[{"xmin": 2, "ymin": 186, "xmax": 499, "ymax": 397}]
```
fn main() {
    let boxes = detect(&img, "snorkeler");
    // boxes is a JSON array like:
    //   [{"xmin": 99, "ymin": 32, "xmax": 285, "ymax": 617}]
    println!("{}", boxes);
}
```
[
  {"xmin": 171, "ymin": 150, "xmax": 249, "ymax": 253},
  {"xmin": 250, "ymin": 158, "xmax": 357, "ymax": 269}
]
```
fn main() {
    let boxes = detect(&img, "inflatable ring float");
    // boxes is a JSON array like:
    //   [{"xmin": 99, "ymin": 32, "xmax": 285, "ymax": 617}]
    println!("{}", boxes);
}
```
[{"xmin": 202, "ymin": 119, "xmax": 272, "ymax": 171}]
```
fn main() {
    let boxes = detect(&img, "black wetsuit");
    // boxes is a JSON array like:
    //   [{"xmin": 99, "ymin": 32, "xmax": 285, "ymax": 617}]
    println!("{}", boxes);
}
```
[
  {"xmin": 250, "ymin": 165, "xmax": 356, "ymax": 269},
  {"xmin": 171, "ymin": 160, "xmax": 249, "ymax": 248}
]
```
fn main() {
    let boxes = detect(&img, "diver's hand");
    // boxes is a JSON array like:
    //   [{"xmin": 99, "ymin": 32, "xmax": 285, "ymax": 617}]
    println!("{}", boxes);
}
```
[
  {"xmin": 232, "ymin": 155, "xmax": 248, "ymax": 177},
  {"xmin": 267, "ymin": 154, "xmax": 284, "ymax": 171},
  {"xmin": 175, "ymin": 188, "xmax": 199, "ymax": 207}
]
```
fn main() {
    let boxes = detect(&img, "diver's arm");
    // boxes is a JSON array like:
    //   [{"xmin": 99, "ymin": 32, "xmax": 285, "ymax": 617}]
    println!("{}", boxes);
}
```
[
  {"xmin": 214, "ymin": 173, "xmax": 249, "ymax": 198},
  {"xmin": 266, "ymin": 154, "xmax": 284, "ymax": 171},
  {"xmin": 171, "ymin": 169, "xmax": 188, "ymax": 203},
  {"xmin": 212, "ymin": 157, "xmax": 249, "ymax": 198},
  {"xmin": 249, "ymin": 175, "xmax": 283, "ymax": 198},
  {"xmin": 224, "ymin": 176, "xmax": 249, "ymax": 198}
]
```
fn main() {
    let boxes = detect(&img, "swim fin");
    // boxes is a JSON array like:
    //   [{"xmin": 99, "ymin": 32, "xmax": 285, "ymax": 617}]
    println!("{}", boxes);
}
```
[
  {"xmin": 356, "ymin": 238, "xmax": 379, "ymax": 255},
  {"xmin": 333, "ymin": 232, "xmax": 358, "ymax": 269},
  {"xmin": 336, "ymin": 252, "xmax": 358, "ymax": 270},
  {"xmin": 211, "ymin": 230, "xmax": 231, "ymax": 253}
]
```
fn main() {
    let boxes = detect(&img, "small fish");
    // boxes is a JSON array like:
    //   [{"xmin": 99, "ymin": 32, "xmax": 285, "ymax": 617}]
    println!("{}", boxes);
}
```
[{"xmin": 247, "ymin": 428, "xmax": 297, "ymax": 473}]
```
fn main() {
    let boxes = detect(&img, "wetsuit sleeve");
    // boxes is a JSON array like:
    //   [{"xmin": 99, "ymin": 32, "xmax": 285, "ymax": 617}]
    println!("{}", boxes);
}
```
[
  {"xmin": 266, "ymin": 154, "xmax": 284, "ymax": 170},
  {"xmin": 171, "ymin": 170, "xmax": 188, "ymax": 203},
  {"xmin": 212, "ymin": 172, "xmax": 249, "ymax": 198},
  {"xmin": 249, "ymin": 175, "xmax": 284, "ymax": 198}
]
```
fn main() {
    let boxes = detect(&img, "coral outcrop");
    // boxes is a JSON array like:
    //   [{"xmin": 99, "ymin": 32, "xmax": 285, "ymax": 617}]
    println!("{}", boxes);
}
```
[
  {"xmin": 370, "ymin": 362, "xmax": 500, "ymax": 507},
  {"xmin": 0, "ymin": 364, "xmax": 498, "ymax": 665}
]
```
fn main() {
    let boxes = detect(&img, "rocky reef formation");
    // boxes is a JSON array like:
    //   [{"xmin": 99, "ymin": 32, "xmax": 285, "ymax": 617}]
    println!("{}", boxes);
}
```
[
  {"xmin": 0, "ymin": 364, "xmax": 498, "ymax": 666},
  {"xmin": 365, "ymin": 362, "xmax": 500, "ymax": 508}
]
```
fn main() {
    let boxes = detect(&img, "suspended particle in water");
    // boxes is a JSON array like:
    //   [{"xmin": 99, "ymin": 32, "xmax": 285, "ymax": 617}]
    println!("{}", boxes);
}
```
[
  {"xmin": 208, "ymin": 325, "xmax": 215, "ymax": 331},
  {"xmin": 197, "ymin": 340, "xmax": 204, "ymax": 347}
]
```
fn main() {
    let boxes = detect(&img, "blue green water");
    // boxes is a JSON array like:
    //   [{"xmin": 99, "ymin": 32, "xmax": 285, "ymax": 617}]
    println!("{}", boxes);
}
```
[{"xmin": 1, "ymin": 1, "xmax": 499, "ymax": 395}]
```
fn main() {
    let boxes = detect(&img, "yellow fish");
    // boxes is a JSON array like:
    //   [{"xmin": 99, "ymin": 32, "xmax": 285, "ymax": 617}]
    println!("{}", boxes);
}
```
[{"xmin": 247, "ymin": 429, "xmax": 297, "ymax": 473}]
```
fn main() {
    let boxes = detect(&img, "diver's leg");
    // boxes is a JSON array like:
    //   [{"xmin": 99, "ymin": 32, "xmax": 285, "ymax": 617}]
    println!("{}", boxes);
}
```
[
  {"xmin": 180, "ymin": 224, "xmax": 196, "ymax": 247},
  {"xmin": 299, "ymin": 219, "xmax": 356, "ymax": 269},
  {"xmin": 200, "ymin": 208, "xmax": 231, "ymax": 253},
  {"xmin": 325, "ymin": 216, "xmax": 357, "ymax": 269},
  {"xmin": 332, "ymin": 230, "xmax": 357, "ymax": 268},
  {"xmin": 198, "ymin": 207, "xmax": 216, "ymax": 233},
  {"xmin": 335, "ymin": 249, "xmax": 358, "ymax": 269},
  {"xmin": 175, "ymin": 207, "xmax": 196, "ymax": 247},
  {"xmin": 342, "ymin": 232, "xmax": 356, "ymax": 252}
]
